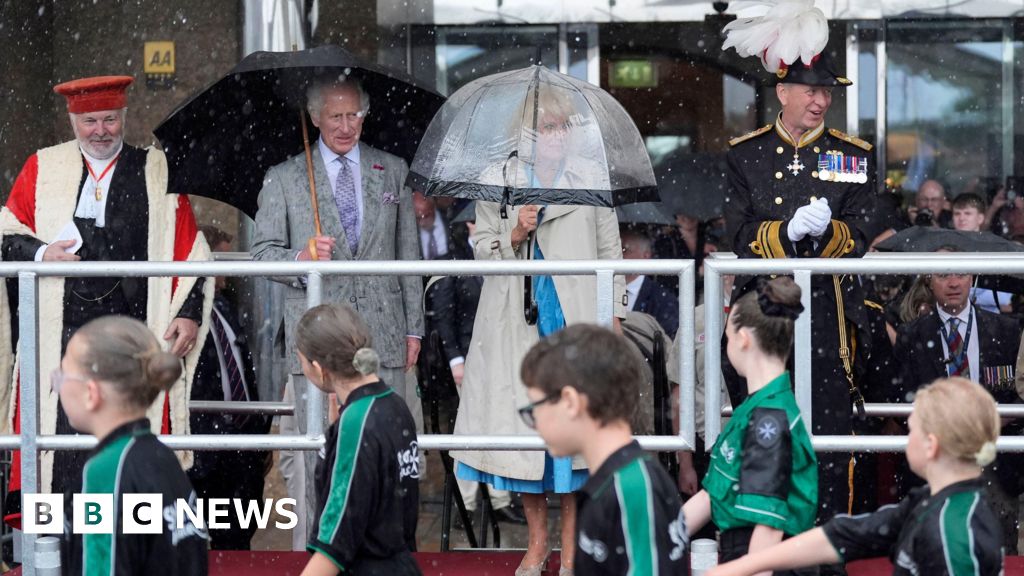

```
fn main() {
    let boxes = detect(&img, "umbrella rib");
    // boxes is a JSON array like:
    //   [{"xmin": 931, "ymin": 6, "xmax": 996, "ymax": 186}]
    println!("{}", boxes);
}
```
[{"xmin": 505, "ymin": 69, "xmax": 537, "ymax": 203}]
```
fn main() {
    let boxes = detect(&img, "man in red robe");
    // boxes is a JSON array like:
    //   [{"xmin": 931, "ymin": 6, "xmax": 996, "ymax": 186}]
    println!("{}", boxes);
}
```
[{"xmin": 0, "ymin": 76, "xmax": 214, "ymax": 526}]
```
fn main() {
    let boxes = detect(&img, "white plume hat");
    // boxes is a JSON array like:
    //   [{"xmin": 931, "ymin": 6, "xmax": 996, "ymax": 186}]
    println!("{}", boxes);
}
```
[{"xmin": 722, "ymin": 0, "xmax": 830, "ymax": 74}]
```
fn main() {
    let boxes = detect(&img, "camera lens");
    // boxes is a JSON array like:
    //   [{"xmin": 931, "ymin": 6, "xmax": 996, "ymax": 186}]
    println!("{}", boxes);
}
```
[{"xmin": 914, "ymin": 208, "xmax": 934, "ymax": 227}]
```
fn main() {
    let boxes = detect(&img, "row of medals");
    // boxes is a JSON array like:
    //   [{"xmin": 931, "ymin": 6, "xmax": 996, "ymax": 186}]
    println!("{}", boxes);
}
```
[
  {"xmin": 816, "ymin": 150, "xmax": 868, "ymax": 184},
  {"xmin": 787, "ymin": 151, "xmax": 869, "ymax": 184}
]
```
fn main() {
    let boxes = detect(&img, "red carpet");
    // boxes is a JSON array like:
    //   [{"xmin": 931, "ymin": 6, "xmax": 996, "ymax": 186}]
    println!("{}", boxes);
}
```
[{"xmin": 5, "ymin": 552, "xmax": 1024, "ymax": 574}]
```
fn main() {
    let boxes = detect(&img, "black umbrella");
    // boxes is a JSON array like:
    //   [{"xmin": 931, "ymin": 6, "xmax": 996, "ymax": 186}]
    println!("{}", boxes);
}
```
[
  {"xmin": 874, "ymin": 226, "xmax": 1024, "ymax": 254},
  {"xmin": 451, "ymin": 201, "xmax": 477, "ymax": 224},
  {"xmin": 616, "ymin": 202, "xmax": 675, "ymax": 226},
  {"xmin": 154, "ymin": 44, "xmax": 445, "ymax": 219},
  {"xmin": 874, "ymin": 226, "xmax": 1024, "ymax": 293},
  {"xmin": 656, "ymin": 152, "xmax": 727, "ymax": 222}
]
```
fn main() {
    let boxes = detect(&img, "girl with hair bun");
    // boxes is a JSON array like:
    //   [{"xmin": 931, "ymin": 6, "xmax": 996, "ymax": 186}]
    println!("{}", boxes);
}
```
[
  {"xmin": 706, "ymin": 376, "xmax": 1004, "ymax": 576},
  {"xmin": 56, "ymin": 315, "xmax": 207, "ymax": 575},
  {"xmin": 683, "ymin": 276, "xmax": 819, "ymax": 575},
  {"xmin": 295, "ymin": 304, "xmax": 421, "ymax": 576}
]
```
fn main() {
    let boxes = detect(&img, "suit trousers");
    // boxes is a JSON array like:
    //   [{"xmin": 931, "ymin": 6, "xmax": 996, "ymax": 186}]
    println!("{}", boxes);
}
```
[{"xmin": 279, "ymin": 376, "xmax": 309, "ymax": 551}]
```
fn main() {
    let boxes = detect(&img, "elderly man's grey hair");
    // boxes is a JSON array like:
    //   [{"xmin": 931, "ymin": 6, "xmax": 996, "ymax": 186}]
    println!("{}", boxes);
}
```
[
  {"xmin": 306, "ymin": 76, "xmax": 370, "ymax": 118},
  {"xmin": 68, "ymin": 107, "xmax": 128, "ymax": 130}
]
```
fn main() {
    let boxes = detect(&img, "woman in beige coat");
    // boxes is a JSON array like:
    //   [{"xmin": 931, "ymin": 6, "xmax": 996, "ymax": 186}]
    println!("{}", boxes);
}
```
[{"xmin": 452, "ymin": 187, "xmax": 626, "ymax": 575}]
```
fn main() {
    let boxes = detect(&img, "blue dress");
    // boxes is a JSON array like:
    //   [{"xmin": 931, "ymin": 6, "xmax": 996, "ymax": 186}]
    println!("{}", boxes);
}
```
[{"xmin": 456, "ymin": 200, "xmax": 588, "ymax": 494}]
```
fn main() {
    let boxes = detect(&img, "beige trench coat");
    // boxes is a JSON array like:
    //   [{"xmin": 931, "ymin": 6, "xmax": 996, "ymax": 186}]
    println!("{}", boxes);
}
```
[{"xmin": 451, "ymin": 200, "xmax": 626, "ymax": 481}]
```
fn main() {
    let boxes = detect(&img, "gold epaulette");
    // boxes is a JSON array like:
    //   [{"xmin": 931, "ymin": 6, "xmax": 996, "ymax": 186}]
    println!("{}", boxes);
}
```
[
  {"xmin": 864, "ymin": 299, "xmax": 884, "ymax": 312},
  {"xmin": 729, "ymin": 124, "xmax": 772, "ymax": 147},
  {"xmin": 828, "ymin": 128, "xmax": 874, "ymax": 152}
]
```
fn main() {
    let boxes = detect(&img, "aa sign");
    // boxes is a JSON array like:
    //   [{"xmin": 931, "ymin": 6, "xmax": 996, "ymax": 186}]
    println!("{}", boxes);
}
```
[
  {"xmin": 144, "ymin": 42, "xmax": 175, "ymax": 74},
  {"xmin": 145, "ymin": 41, "xmax": 175, "ymax": 89}
]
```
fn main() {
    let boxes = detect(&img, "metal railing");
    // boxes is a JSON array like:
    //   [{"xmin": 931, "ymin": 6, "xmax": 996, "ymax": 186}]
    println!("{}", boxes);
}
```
[
  {"xmin": 11, "ymin": 253, "xmax": 1024, "ymax": 573},
  {"xmin": 703, "ymin": 252, "xmax": 1024, "ymax": 452},
  {"xmin": 8, "ymin": 258, "xmax": 696, "ymax": 575},
  {"xmin": 188, "ymin": 400, "xmax": 293, "ymax": 415},
  {"xmin": 721, "ymin": 404, "xmax": 1024, "ymax": 419}
]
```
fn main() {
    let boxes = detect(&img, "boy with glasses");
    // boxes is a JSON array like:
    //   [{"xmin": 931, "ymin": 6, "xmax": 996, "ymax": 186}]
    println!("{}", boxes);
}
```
[{"xmin": 518, "ymin": 324, "xmax": 687, "ymax": 575}]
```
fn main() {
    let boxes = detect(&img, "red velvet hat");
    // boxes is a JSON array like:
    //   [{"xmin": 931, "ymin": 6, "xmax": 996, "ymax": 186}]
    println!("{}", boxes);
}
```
[{"xmin": 53, "ymin": 76, "xmax": 134, "ymax": 113}]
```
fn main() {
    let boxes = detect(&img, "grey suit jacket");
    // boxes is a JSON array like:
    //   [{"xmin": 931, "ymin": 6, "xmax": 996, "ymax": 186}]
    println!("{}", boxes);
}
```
[{"xmin": 251, "ymin": 142, "xmax": 424, "ymax": 373}]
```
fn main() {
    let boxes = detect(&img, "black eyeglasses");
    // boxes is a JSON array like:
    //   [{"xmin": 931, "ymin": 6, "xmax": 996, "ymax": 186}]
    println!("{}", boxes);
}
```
[{"xmin": 517, "ymin": 391, "xmax": 562, "ymax": 429}]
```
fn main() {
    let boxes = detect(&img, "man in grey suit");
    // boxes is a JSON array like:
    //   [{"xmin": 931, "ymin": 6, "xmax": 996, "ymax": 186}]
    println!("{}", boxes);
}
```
[{"xmin": 251, "ymin": 76, "xmax": 424, "ymax": 548}]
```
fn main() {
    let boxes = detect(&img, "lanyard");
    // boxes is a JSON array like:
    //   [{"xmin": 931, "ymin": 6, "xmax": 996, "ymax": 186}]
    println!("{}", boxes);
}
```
[
  {"xmin": 84, "ymin": 153, "xmax": 120, "ymax": 201},
  {"xmin": 938, "ymin": 308, "xmax": 974, "ymax": 369}
]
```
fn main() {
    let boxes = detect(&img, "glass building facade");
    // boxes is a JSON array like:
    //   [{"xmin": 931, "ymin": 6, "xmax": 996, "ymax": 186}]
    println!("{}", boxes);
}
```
[{"xmin": 383, "ymin": 1, "xmax": 1024, "ymax": 201}]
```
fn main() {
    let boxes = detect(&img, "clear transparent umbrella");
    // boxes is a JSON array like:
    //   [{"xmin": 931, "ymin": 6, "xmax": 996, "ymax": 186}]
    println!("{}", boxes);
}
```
[{"xmin": 408, "ymin": 65, "xmax": 659, "ymax": 216}]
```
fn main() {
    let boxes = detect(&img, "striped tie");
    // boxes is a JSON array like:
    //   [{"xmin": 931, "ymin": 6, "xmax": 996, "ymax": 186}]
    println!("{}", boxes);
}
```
[
  {"xmin": 212, "ymin": 312, "xmax": 249, "ymax": 428},
  {"xmin": 946, "ymin": 317, "xmax": 969, "ymax": 378}
]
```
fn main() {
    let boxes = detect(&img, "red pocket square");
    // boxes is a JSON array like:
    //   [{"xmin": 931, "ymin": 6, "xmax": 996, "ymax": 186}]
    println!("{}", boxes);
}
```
[{"xmin": 372, "ymin": 164, "xmax": 385, "ymax": 171}]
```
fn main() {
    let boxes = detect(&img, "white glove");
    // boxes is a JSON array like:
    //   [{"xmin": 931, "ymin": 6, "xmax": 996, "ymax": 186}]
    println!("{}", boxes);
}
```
[
  {"xmin": 787, "ymin": 204, "xmax": 814, "ymax": 242},
  {"xmin": 804, "ymin": 198, "xmax": 832, "ymax": 237},
  {"xmin": 787, "ymin": 198, "xmax": 831, "ymax": 242}
]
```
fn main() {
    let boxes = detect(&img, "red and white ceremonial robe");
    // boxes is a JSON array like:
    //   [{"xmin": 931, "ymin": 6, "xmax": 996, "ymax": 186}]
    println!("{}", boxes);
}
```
[{"xmin": 0, "ymin": 140, "xmax": 213, "ymax": 521}]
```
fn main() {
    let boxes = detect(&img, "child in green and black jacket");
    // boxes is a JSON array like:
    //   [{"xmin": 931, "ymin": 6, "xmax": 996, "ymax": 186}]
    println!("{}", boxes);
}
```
[
  {"xmin": 296, "ymin": 304, "xmax": 421, "ymax": 576},
  {"xmin": 683, "ymin": 276, "xmax": 819, "ymax": 574},
  {"xmin": 707, "ymin": 376, "xmax": 1004, "ymax": 576},
  {"xmin": 57, "ymin": 316, "xmax": 208, "ymax": 576},
  {"xmin": 520, "ymin": 324, "xmax": 687, "ymax": 575}
]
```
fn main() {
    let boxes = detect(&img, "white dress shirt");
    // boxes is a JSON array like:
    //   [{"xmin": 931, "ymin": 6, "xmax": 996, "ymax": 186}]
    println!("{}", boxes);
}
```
[
  {"xmin": 318, "ymin": 138, "xmax": 363, "ymax": 240},
  {"xmin": 419, "ymin": 210, "xmax": 449, "ymax": 260},
  {"xmin": 935, "ymin": 304, "xmax": 979, "ymax": 383},
  {"xmin": 625, "ymin": 275, "xmax": 645, "ymax": 311},
  {"xmin": 74, "ymin": 143, "xmax": 123, "ymax": 228}
]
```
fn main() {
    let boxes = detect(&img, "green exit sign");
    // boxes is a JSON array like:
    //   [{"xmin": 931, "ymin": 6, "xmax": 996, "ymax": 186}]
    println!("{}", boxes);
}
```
[{"xmin": 610, "ymin": 60, "xmax": 657, "ymax": 88}]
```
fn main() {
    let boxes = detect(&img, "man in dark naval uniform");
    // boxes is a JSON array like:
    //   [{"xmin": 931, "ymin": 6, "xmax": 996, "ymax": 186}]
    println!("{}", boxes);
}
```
[
  {"xmin": 0, "ymin": 76, "xmax": 212, "ymax": 523},
  {"xmin": 723, "ymin": 52, "xmax": 875, "ymax": 561}
]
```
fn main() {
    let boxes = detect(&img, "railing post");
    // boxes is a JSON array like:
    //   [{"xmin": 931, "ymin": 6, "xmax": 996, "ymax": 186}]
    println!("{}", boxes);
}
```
[
  {"xmin": 595, "ymin": 269, "xmax": 614, "ymax": 327},
  {"xmin": 34, "ymin": 536, "xmax": 60, "ymax": 575},
  {"xmin": 18, "ymin": 271, "xmax": 40, "ymax": 576},
  {"xmin": 305, "ymin": 271, "xmax": 324, "ymax": 440},
  {"xmin": 793, "ymin": 270, "xmax": 813, "ymax": 433},
  {"xmin": 679, "ymin": 263, "xmax": 695, "ymax": 448},
  {"xmin": 704, "ymin": 263, "xmax": 723, "ymax": 446}
]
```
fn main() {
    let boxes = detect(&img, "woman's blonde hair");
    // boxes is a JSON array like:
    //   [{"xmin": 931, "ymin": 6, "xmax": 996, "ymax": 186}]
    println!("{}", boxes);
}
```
[
  {"xmin": 75, "ymin": 316, "xmax": 181, "ymax": 411},
  {"xmin": 899, "ymin": 275, "xmax": 934, "ymax": 324},
  {"xmin": 914, "ymin": 377, "xmax": 1000, "ymax": 466}
]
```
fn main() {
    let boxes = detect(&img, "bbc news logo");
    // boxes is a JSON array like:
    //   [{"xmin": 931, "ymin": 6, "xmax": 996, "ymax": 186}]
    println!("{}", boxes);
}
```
[{"xmin": 23, "ymin": 494, "xmax": 298, "ymax": 535}]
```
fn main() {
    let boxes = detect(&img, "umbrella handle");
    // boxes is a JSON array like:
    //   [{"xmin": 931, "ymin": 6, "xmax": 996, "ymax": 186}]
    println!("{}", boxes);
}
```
[
  {"xmin": 524, "ymin": 234, "xmax": 538, "ymax": 325},
  {"xmin": 307, "ymin": 238, "xmax": 319, "ymax": 262},
  {"xmin": 500, "ymin": 150, "xmax": 518, "ymax": 220},
  {"xmin": 500, "ymin": 186, "xmax": 512, "ymax": 220},
  {"xmin": 524, "ymin": 277, "xmax": 538, "ymax": 325},
  {"xmin": 300, "ymin": 109, "xmax": 323, "ymax": 237}
]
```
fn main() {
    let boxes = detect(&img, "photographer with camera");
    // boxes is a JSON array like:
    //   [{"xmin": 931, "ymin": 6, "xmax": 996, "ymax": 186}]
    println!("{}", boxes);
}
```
[
  {"xmin": 906, "ymin": 179, "xmax": 952, "ymax": 228},
  {"xmin": 987, "ymin": 178, "xmax": 1024, "ymax": 241}
]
